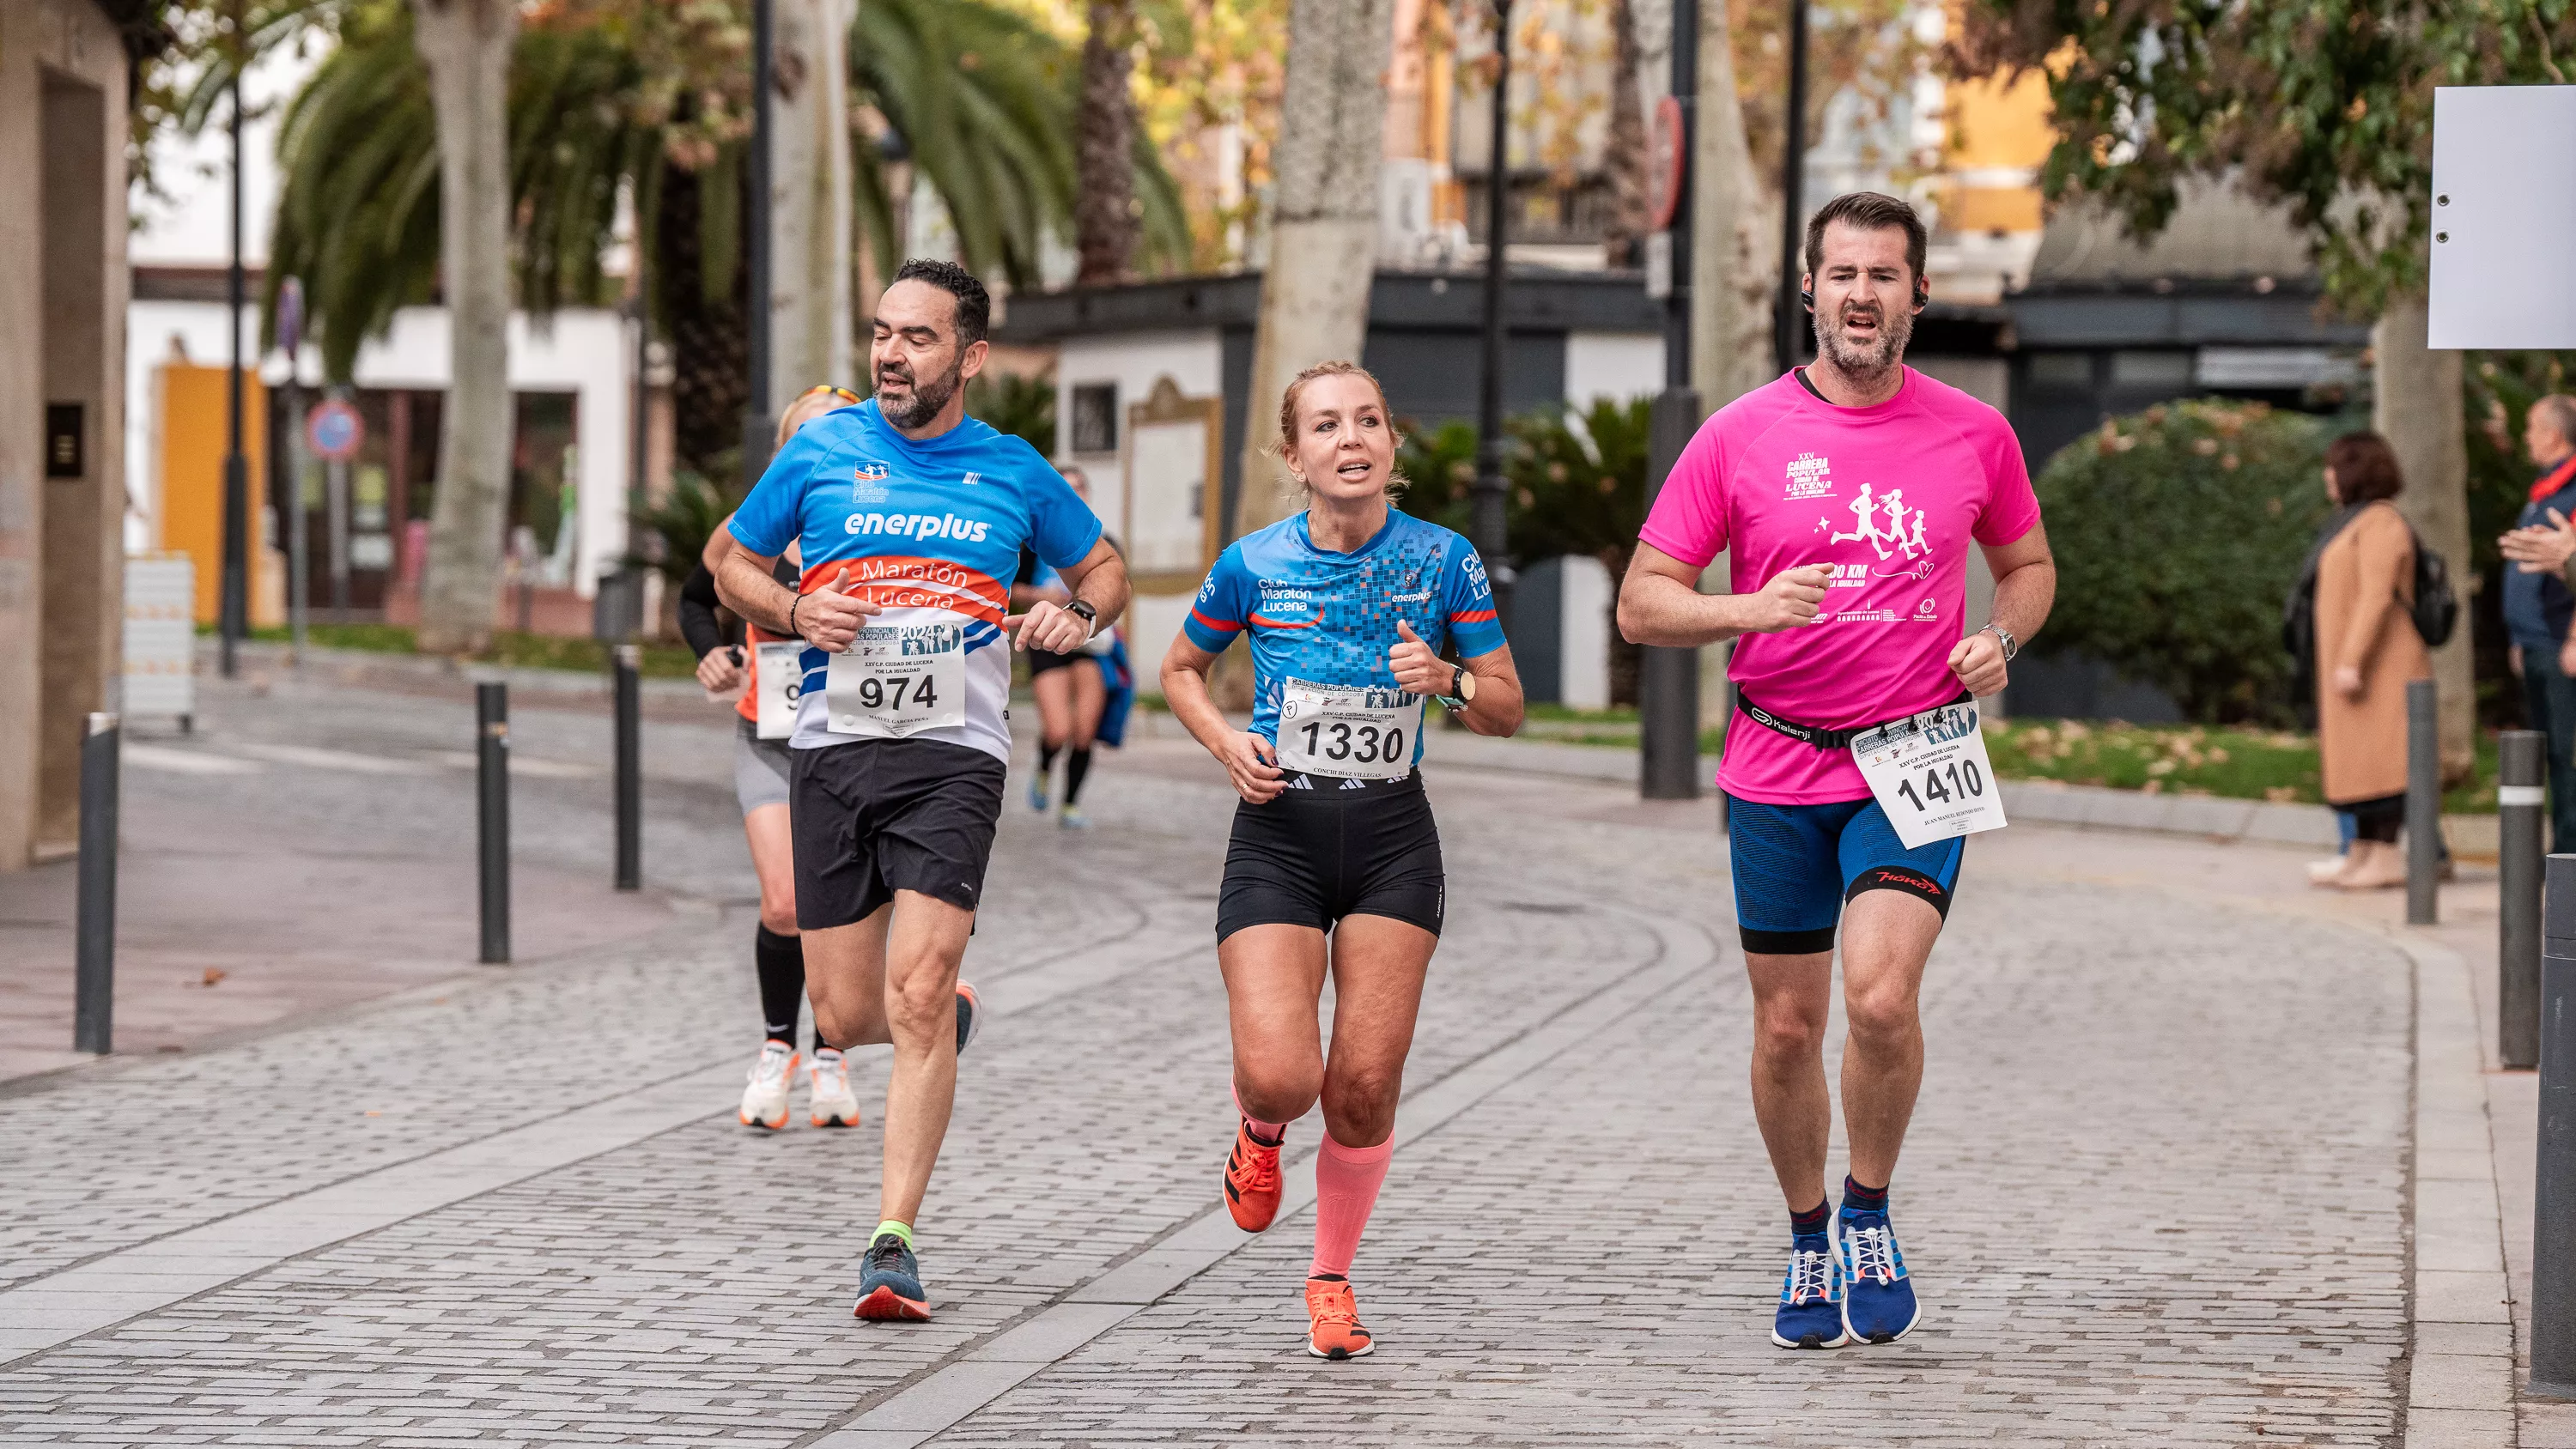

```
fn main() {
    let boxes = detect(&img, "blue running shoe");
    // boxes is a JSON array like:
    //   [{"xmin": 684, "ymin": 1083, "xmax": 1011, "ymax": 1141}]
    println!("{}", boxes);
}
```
[
  {"xmin": 1027, "ymin": 774, "xmax": 1049, "ymax": 813},
  {"xmin": 1771, "ymin": 1236, "xmax": 1849, "ymax": 1349},
  {"xmin": 1838, "ymin": 1207, "xmax": 1920, "ymax": 1343},
  {"xmin": 853, "ymin": 1233, "xmax": 931, "ymax": 1321}
]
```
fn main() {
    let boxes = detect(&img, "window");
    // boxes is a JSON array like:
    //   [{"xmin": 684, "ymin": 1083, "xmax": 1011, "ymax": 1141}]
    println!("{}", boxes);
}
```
[
  {"xmin": 1071, "ymin": 383, "xmax": 1118, "ymax": 454},
  {"xmin": 2026, "ymin": 353, "xmax": 2093, "ymax": 390}
]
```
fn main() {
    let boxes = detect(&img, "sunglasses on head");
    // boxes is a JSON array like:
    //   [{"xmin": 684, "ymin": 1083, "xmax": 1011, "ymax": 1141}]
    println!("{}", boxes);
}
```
[{"xmin": 800, "ymin": 385, "xmax": 864, "ymax": 407}]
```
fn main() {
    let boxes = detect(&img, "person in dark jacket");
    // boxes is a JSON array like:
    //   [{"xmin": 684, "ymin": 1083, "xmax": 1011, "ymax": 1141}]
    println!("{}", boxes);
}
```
[{"xmin": 2500, "ymin": 395, "xmax": 2576, "ymax": 852}]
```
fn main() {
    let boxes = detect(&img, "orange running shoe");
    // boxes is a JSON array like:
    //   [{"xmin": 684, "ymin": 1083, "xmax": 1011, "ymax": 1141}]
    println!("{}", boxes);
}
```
[
  {"xmin": 1303, "ymin": 1276, "xmax": 1374, "ymax": 1360},
  {"xmin": 1222, "ymin": 1122, "xmax": 1284, "ymax": 1232}
]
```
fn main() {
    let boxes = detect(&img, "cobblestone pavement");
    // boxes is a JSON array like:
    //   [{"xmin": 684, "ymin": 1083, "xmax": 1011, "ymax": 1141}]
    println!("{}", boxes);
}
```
[{"xmin": 0, "ymin": 681, "xmax": 2418, "ymax": 1446}]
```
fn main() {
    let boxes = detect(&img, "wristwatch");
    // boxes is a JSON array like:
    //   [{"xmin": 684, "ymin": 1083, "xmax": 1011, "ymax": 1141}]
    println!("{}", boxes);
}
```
[
  {"xmin": 1064, "ymin": 598, "xmax": 1098, "ymax": 638},
  {"xmin": 1448, "ymin": 664, "xmax": 1477, "ymax": 703},
  {"xmin": 1978, "ymin": 623, "xmax": 2019, "ymax": 661}
]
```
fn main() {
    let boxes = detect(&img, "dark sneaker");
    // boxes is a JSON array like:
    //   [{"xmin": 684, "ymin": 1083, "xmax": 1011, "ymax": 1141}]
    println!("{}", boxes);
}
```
[
  {"xmin": 1771, "ymin": 1236, "xmax": 1849, "ymax": 1349},
  {"xmin": 955, "ymin": 982, "xmax": 982, "ymax": 1056},
  {"xmin": 1838, "ymin": 1208, "xmax": 1921, "ymax": 1344},
  {"xmin": 852, "ymin": 1233, "xmax": 931, "ymax": 1321}
]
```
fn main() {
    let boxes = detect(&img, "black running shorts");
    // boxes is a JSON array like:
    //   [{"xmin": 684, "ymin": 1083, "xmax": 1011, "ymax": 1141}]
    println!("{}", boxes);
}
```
[
  {"xmin": 1025, "ymin": 646, "xmax": 1081, "ymax": 676},
  {"xmin": 790, "ymin": 737, "xmax": 1006, "ymax": 930},
  {"xmin": 1216, "ymin": 769, "xmax": 1445, "ymax": 943}
]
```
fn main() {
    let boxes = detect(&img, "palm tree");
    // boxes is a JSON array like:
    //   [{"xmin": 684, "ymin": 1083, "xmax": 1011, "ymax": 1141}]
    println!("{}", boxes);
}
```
[
  {"xmin": 1073, "ymin": 0, "xmax": 1140, "ymax": 284},
  {"xmin": 268, "ymin": 0, "xmax": 1188, "ymax": 481}
]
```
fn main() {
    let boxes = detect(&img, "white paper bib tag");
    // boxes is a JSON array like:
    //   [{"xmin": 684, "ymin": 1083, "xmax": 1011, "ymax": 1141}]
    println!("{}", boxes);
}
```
[
  {"xmin": 1274, "ymin": 677, "xmax": 1422, "ymax": 779},
  {"xmin": 1850, "ymin": 699, "xmax": 2008, "ymax": 848},
  {"xmin": 754, "ymin": 640, "xmax": 804, "ymax": 739},
  {"xmin": 824, "ymin": 621, "xmax": 967, "ymax": 738}
]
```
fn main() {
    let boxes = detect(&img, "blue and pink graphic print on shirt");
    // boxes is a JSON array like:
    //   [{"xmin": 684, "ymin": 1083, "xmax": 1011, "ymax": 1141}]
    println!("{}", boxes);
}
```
[
  {"xmin": 1181, "ymin": 509, "xmax": 1505, "ymax": 770},
  {"xmin": 727, "ymin": 400, "xmax": 1103, "ymax": 763}
]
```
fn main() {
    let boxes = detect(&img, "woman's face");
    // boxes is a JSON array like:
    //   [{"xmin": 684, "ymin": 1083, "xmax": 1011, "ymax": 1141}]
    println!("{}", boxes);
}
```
[{"xmin": 1285, "ymin": 373, "xmax": 1395, "ymax": 506}]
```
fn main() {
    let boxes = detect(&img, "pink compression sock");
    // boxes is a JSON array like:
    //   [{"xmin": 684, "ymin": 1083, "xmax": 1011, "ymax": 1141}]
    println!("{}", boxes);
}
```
[
  {"xmin": 1309, "ymin": 1133, "xmax": 1394, "ymax": 1279},
  {"xmin": 1232, "ymin": 1082, "xmax": 1288, "ymax": 1145}
]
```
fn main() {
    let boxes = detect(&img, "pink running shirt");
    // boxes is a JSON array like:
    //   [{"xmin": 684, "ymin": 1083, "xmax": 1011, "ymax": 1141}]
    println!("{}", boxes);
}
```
[{"xmin": 1638, "ymin": 367, "xmax": 2039, "ymax": 804}]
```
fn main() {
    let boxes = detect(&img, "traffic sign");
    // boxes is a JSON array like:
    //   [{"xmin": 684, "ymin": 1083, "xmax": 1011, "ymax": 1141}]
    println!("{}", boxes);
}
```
[{"xmin": 306, "ymin": 398, "xmax": 364, "ymax": 462}]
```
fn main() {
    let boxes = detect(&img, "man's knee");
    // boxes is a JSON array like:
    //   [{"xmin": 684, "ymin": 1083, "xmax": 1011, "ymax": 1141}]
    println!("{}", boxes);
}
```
[
  {"xmin": 1751, "ymin": 993, "xmax": 1829, "ymax": 1062},
  {"xmin": 1236, "ymin": 1063, "xmax": 1322, "ymax": 1125},
  {"xmin": 1843, "ymin": 979, "xmax": 1922, "ymax": 1047},
  {"xmin": 884, "ymin": 955, "xmax": 963, "ymax": 1041},
  {"xmin": 758, "ymin": 893, "xmax": 799, "ymax": 937}
]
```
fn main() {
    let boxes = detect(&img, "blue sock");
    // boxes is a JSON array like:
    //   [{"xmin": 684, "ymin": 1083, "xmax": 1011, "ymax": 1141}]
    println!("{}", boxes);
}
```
[
  {"xmin": 1790, "ymin": 1198, "xmax": 1832, "ymax": 1244},
  {"xmin": 1840, "ymin": 1174, "xmax": 1889, "ymax": 1216}
]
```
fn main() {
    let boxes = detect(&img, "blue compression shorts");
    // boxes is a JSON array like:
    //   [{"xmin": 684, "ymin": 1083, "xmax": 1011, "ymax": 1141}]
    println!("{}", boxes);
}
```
[{"xmin": 1725, "ymin": 794, "xmax": 1965, "ymax": 955}]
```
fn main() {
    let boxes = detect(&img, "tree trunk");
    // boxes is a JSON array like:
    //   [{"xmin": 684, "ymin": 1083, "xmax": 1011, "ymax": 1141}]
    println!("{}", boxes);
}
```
[
  {"xmin": 2374, "ymin": 293, "xmax": 2476, "ymax": 782},
  {"xmin": 1601, "ymin": 0, "xmax": 1650, "ymax": 270},
  {"xmin": 1688, "ymin": 0, "xmax": 1776, "ymax": 415},
  {"xmin": 412, "ymin": 0, "xmax": 518, "ymax": 656},
  {"xmin": 1235, "ymin": 0, "xmax": 1394, "ymax": 543},
  {"xmin": 771, "ymin": 0, "xmax": 854, "ymax": 397},
  {"xmin": 1074, "ymin": 0, "xmax": 1141, "ymax": 286}
]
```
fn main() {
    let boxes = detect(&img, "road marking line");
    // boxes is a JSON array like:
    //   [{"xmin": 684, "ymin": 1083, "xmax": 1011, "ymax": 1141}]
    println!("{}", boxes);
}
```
[
  {"xmin": 121, "ymin": 744, "xmax": 265, "ymax": 776},
  {"xmin": 0, "ymin": 893, "xmax": 1201, "ymax": 1365},
  {"xmin": 228, "ymin": 741, "xmax": 441, "ymax": 775},
  {"xmin": 806, "ymin": 907, "xmax": 1722, "ymax": 1449}
]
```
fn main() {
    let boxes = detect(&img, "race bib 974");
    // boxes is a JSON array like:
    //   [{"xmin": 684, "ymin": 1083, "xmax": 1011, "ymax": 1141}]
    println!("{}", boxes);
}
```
[
  {"xmin": 1275, "ymin": 677, "xmax": 1422, "ymax": 780},
  {"xmin": 1850, "ymin": 700, "xmax": 2008, "ymax": 849},
  {"xmin": 824, "ymin": 621, "xmax": 966, "ymax": 739}
]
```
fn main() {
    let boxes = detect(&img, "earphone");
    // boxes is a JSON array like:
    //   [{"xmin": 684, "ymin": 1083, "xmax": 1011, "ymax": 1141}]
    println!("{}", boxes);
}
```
[{"xmin": 1800, "ymin": 276, "xmax": 1931, "ymax": 314}]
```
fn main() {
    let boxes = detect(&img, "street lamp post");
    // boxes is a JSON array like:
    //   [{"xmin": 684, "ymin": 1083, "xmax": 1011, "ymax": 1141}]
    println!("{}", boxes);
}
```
[
  {"xmin": 1773, "ymin": 0, "xmax": 1812, "ymax": 373},
  {"xmin": 740, "ymin": 0, "xmax": 775, "ymax": 496},
  {"xmin": 1637, "ymin": 0, "xmax": 1703, "ymax": 800},
  {"xmin": 1473, "ymin": 0, "xmax": 1516, "ymax": 621},
  {"xmin": 219, "ymin": 34, "xmax": 248, "ymax": 679}
]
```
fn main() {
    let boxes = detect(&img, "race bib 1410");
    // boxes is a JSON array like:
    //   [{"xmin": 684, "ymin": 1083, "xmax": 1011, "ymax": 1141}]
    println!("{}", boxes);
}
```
[{"xmin": 1850, "ymin": 700, "xmax": 2008, "ymax": 849}]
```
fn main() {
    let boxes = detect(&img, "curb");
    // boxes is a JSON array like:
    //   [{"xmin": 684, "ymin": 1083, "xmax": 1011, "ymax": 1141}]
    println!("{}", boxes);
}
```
[{"xmin": 195, "ymin": 639, "xmax": 714, "ymax": 704}]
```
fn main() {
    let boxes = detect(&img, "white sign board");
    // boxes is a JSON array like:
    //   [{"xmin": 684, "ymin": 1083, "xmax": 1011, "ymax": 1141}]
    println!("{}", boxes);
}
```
[
  {"xmin": 1127, "ymin": 418, "xmax": 1209, "ymax": 575},
  {"xmin": 2429, "ymin": 85, "xmax": 2576, "ymax": 349},
  {"xmin": 123, "ymin": 554, "xmax": 195, "ymax": 720}
]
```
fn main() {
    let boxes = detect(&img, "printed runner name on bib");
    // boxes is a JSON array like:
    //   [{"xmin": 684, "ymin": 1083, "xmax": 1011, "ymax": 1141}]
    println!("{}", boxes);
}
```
[
  {"xmin": 754, "ymin": 640, "xmax": 805, "ymax": 739},
  {"xmin": 1274, "ymin": 676, "xmax": 1423, "ymax": 780},
  {"xmin": 824, "ymin": 621, "xmax": 966, "ymax": 738},
  {"xmin": 1850, "ymin": 700, "xmax": 2008, "ymax": 849}
]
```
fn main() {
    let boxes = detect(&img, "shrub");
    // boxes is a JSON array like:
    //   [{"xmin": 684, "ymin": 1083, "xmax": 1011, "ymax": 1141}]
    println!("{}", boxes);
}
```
[{"xmin": 2031, "ymin": 399, "xmax": 2330, "ymax": 725}]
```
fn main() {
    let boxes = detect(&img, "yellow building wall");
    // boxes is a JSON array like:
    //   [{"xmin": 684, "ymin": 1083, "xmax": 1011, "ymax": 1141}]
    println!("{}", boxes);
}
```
[
  {"xmin": 156, "ymin": 362, "xmax": 280, "ymax": 625},
  {"xmin": 1940, "ymin": 64, "xmax": 2054, "ymax": 236}
]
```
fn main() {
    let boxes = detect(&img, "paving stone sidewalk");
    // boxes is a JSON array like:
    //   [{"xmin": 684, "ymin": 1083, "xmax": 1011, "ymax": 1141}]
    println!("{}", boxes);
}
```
[{"xmin": 0, "ymin": 681, "xmax": 2435, "ymax": 1446}]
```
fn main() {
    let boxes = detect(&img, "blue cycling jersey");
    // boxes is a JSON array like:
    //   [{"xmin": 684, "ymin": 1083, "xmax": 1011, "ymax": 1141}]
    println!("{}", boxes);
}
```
[{"xmin": 1182, "ymin": 509, "xmax": 1506, "ymax": 767}]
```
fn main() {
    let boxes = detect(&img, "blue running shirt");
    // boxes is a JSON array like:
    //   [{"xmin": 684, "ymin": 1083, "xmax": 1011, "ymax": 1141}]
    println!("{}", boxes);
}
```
[
  {"xmin": 728, "ymin": 400, "xmax": 1103, "ymax": 762},
  {"xmin": 1182, "ymin": 510, "xmax": 1506, "ymax": 768}
]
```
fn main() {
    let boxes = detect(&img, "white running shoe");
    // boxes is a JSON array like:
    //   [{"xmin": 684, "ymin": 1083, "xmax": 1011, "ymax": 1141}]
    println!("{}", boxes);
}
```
[
  {"xmin": 809, "ymin": 1048, "xmax": 862, "ymax": 1128},
  {"xmin": 739, "ymin": 1041, "xmax": 798, "ymax": 1131}
]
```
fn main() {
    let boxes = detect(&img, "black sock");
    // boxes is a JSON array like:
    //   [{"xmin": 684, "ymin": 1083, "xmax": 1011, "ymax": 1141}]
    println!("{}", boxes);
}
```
[
  {"xmin": 1065, "ymin": 747, "xmax": 1093, "ymax": 806},
  {"xmin": 1040, "ymin": 741, "xmax": 1061, "ymax": 774},
  {"xmin": 754, "ymin": 925, "xmax": 805, "ymax": 1048},
  {"xmin": 1841, "ymin": 1174, "xmax": 1889, "ymax": 1216},
  {"xmin": 1789, "ymin": 1198, "xmax": 1832, "ymax": 1240}
]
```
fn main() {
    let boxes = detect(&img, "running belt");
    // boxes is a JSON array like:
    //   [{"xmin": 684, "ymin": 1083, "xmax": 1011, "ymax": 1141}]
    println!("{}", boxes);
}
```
[{"xmin": 1735, "ymin": 690, "xmax": 1971, "ymax": 751}]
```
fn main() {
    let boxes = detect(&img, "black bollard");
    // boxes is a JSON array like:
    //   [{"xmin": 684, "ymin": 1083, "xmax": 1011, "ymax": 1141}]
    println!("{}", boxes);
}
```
[
  {"xmin": 2407, "ymin": 679, "xmax": 2439, "ymax": 925},
  {"xmin": 477, "ymin": 682, "xmax": 511, "ymax": 964},
  {"xmin": 72, "ymin": 712, "xmax": 119, "ymax": 1054},
  {"xmin": 2504, "ymin": 731, "xmax": 2546, "ymax": 1070},
  {"xmin": 614, "ymin": 644, "xmax": 641, "ymax": 892},
  {"xmin": 2535, "ymin": 853, "xmax": 2576, "ymax": 1397}
]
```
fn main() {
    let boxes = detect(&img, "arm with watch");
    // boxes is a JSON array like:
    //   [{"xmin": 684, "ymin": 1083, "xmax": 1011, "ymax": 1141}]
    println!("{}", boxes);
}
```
[
  {"xmin": 1945, "ymin": 522, "xmax": 2055, "ymax": 698},
  {"xmin": 1386, "ymin": 621, "xmax": 1524, "ymax": 737}
]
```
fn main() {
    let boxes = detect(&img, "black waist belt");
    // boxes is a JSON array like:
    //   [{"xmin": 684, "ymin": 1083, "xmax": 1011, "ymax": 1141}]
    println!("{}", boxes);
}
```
[{"xmin": 1735, "ymin": 691, "xmax": 1972, "ymax": 751}]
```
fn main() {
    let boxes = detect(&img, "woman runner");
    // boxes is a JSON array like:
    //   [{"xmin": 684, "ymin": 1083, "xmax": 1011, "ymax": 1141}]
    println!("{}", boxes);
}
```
[
  {"xmin": 1015, "ymin": 464, "xmax": 1115, "ymax": 829},
  {"xmin": 1159, "ymin": 361, "xmax": 1524, "ymax": 1360}
]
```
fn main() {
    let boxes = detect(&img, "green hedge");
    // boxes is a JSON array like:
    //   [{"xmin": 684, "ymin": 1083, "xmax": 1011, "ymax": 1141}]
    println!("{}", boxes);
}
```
[{"xmin": 2032, "ymin": 399, "xmax": 2330, "ymax": 724}]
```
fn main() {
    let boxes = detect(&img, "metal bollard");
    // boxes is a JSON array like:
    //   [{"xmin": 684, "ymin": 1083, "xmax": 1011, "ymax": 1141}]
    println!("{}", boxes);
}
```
[
  {"xmin": 1638, "ymin": 385, "xmax": 1703, "ymax": 801},
  {"xmin": 72, "ymin": 712, "xmax": 119, "ymax": 1054},
  {"xmin": 477, "ymin": 682, "xmax": 511, "ymax": 964},
  {"xmin": 2407, "ymin": 678, "xmax": 2439, "ymax": 925},
  {"xmin": 2534, "ymin": 853, "xmax": 2576, "ymax": 1397},
  {"xmin": 2505, "ymin": 731, "xmax": 2547, "ymax": 1070},
  {"xmin": 613, "ymin": 644, "xmax": 641, "ymax": 892}
]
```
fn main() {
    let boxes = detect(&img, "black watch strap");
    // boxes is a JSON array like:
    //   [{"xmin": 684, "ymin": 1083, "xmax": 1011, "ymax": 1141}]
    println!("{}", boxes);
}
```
[{"xmin": 1066, "ymin": 598, "xmax": 1097, "ymax": 624}]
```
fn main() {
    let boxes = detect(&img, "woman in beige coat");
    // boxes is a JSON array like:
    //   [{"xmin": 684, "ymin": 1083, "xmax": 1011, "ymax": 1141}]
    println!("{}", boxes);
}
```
[{"xmin": 2312, "ymin": 430, "xmax": 2433, "ymax": 889}]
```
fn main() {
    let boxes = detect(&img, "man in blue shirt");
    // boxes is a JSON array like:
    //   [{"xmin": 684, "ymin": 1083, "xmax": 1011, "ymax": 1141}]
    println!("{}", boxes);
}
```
[{"xmin": 2502, "ymin": 395, "xmax": 2576, "ymax": 851}]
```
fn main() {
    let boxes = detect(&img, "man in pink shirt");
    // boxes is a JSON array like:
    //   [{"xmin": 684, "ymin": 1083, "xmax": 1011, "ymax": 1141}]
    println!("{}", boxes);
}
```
[{"xmin": 1618, "ymin": 191, "xmax": 2057, "ymax": 1350}]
